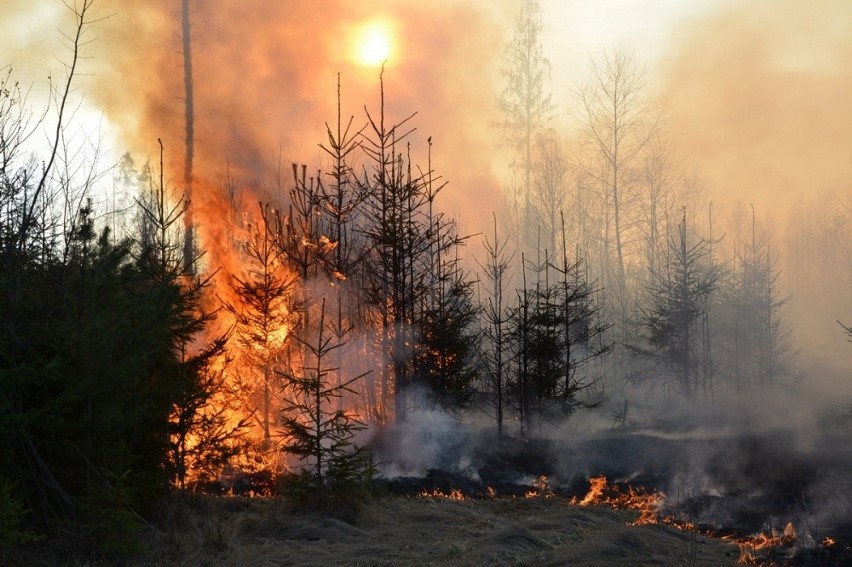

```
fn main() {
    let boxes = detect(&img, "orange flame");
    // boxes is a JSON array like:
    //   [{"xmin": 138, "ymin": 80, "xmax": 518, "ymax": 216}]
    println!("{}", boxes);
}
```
[
  {"xmin": 524, "ymin": 475, "xmax": 554, "ymax": 499},
  {"xmin": 569, "ymin": 476, "xmax": 818, "ymax": 565},
  {"xmin": 419, "ymin": 488, "xmax": 467, "ymax": 500}
]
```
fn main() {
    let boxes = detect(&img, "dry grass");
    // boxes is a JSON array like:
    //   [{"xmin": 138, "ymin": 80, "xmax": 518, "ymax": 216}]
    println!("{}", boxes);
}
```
[
  {"xmin": 8, "ymin": 493, "xmax": 741, "ymax": 565},
  {"xmin": 125, "ymin": 494, "xmax": 740, "ymax": 566}
]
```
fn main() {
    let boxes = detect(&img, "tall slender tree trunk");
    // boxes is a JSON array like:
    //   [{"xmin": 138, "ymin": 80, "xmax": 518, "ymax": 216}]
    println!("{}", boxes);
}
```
[{"xmin": 182, "ymin": 0, "xmax": 195, "ymax": 273}]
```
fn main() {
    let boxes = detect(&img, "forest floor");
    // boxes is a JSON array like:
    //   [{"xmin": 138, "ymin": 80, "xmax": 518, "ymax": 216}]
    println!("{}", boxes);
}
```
[{"xmin": 123, "ymin": 494, "xmax": 740, "ymax": 566}]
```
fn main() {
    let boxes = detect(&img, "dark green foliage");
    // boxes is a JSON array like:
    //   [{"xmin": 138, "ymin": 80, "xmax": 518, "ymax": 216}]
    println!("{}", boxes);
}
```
[
  {"xmin": 637, "ymin": 212, "xmax": 718, "ymax": 399},
  {"xmin": 505, "ymin": 244, "xmax": 609, "ymax": 435},
  {"xmin": 0, "ymin": 204, "xmax": 179, "ymax": 540},
  {"xmin": 0, "ymin": 477, "xmax": 40, "ymax": 560},
  {"xmin": 0, "ymin": 136, "xmax": 238, "ymax": 560},
  {"xmin": 279, "ymin": 300, "xmax": 374, "ymax": 497},
  {"xmin": 415, "ymin": 270, "xmax": 480, "ymax": 411}
]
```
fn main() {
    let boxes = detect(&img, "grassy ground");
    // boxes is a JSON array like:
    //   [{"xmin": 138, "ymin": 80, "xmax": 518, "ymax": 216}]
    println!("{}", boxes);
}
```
[{"xmin": 104, "ymin": 494, "xmax": 741, "ymax": 566}]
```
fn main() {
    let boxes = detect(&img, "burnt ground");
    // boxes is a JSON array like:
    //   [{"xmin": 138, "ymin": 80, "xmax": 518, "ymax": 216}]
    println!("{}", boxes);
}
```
[{"xmin": 374, "ymin": 418, "xmax": 852, "ymax": 566}]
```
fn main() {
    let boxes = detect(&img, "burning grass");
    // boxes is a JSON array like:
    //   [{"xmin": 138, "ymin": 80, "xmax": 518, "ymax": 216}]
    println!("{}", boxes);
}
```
[
  {"xmin": 568, "ymin": 475, "xmax": 844, "ymax": 566},
  {"xmin": 407, "ymin": 474, "xmax": 846, "ymax": 566}
]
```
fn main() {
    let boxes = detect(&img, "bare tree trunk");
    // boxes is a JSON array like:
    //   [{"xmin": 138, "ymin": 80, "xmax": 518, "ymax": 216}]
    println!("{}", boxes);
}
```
[{"xmin": 181, "ymin": 0, "xmax": 195, "ymax": 274}]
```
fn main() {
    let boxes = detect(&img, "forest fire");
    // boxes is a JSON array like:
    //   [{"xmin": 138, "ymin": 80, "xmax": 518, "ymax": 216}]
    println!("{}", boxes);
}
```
[
  {"xmin": 524, "ymin": 475, "xmax": 555, "ymax": 499},
  {"xmin": 3, "ymin": 0, "xmax": 852, "ymax": 565},
  {"xmin": 727, "ymin": 528, "xmax": 794, "ymax": 566},
  {"xmin": 568, "ymin": 475, "xmax": 848, "ymax": 565},
  {"xmin": 392, "ymin": 471, "xmax": 844, "ymax": 564}
]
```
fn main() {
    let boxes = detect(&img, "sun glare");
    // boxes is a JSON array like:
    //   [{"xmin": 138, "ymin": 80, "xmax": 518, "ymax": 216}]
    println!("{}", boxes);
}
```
[{"xmin": 353, "ymin": 21, "xmax": 393, "ymax": 67}]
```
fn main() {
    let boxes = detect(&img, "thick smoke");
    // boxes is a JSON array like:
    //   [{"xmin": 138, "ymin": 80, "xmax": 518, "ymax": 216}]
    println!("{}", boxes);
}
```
[
  {"xmin": 83, "ymin": 0, "xmax": 509, "ymax": 238},
  {"xmin": 657, "ymin": 0, "xmax": 852, "ymax": 396},
  {"xmin": 660, "ymin": 0, "xmax": 852, "ymax": 214}
]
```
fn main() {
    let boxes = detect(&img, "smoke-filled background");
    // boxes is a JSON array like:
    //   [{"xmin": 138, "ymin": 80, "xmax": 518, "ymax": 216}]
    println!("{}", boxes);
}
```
[
  {"xmin": 4, "ymin": 3, "xmax": 852, "ymax": 559},
  {"xmin": 3, "ymin": 0, "xmax": 851, "ymax": 392}
]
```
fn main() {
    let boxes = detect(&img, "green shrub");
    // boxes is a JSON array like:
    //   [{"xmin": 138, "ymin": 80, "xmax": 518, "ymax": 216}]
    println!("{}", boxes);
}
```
[{"xmin": 0, "ymin": 477, "xmax": 41, "ymax": 560}]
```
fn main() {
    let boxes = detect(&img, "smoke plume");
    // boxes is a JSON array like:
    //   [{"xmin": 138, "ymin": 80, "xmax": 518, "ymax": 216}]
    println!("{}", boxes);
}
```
[{"xmin": 84, "ymin": 0, "xmax": 509, "ymax": 239}]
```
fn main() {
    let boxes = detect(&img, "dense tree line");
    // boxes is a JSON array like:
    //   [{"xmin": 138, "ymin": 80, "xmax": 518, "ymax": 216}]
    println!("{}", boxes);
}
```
[{"xmin": 0, "ymin": 136, "xmax": 231, "ymax": 556}]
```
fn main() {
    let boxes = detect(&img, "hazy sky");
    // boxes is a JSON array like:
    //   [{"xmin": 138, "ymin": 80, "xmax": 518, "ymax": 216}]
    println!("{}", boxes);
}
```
[
  {"xmin": 0, "ymin": 0, "xmax": 730, "ymax": 154},
  {"xmin": 2, "ymin": 0, "xmax": 850, "ymax": 230}
]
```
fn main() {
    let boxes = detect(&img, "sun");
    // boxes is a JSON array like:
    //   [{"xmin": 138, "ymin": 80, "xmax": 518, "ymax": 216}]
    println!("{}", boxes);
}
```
[{"xmin": 353, "ymin": 20, "xmax": 394, "ymax": 67}]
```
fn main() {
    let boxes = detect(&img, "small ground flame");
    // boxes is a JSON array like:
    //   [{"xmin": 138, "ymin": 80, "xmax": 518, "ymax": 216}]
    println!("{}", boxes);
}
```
[
  {"xmin": 524, "ymin": 475, "xmax": 554, "ymax": 499},
  {"xmin": 570, "ymin": 475, "xmax": 666, "ymax": 526},
  {"xmin": 418, "ymin": 487, "xmax": 467, "ymax": 501}
]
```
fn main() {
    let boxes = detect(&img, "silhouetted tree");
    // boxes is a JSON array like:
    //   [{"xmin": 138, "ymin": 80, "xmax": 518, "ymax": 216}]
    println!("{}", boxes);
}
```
[
  {"xmin": 497, "ymin": 0, "xmax": 555, "ymax": 251},
  {"xmin": 316, "ymin": 75, "xmax": 370, "ymax": 415},
  {"xmin": 138, "ymin": 142, "xmax": 248, "ymax": 491},
  {"xmin": 165, "ymin": 337, "xmax": 249, "ymax": 491},
  {"xmin": 414, "ymin": 221, "xmax": 479, "ymax": 411},
  {"xmin": 358, "ymin": 72, "xmax": 431, "ymax": 421},
  {"xmin": 279, "ymin": 300, "xmax": 373, "ymax": 495},
  {"xmin": 506, "ymin": 229, "xmax": 609, "ymax": 433},
  {"xmin": 227, "ymin": 203, "xmax": 298, "ymax": 444},
  {"xmin": 551, "ymin": 214, "xmax": 610, "ymax": 413},
  {"xmin": 719, "ymin": 207, "xmax": 796, "ymax": 396},
  {"xmin": 477, "ymin": 214, "xmax": 514, "ymax": 438},
  {"xmin": 575, "ymin": 49, "xmax": 659, "ymax": 366},
  {"xmin": 637, "ymin": 211, "xmax": 718, "ymax": 400}
]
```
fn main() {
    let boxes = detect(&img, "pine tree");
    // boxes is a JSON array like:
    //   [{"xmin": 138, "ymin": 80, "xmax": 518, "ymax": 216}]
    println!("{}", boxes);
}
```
[
  {"xmin": 278, "ymin": 300, "xmax": 373, "ymax": 497},
  {"xmin": 638, "ymin": 211, "xmax": 718, "ymax": 400},
  {"xmin": 717, "ymin": 207, "xmax": 796, "ymax": 397},
  {"xmin": 497, "ymin": 0, "xmax": 555, "ymax": 251},
  {"xmin": 505, "ymin": 230, "xmax": 609, "ymax": 433},
  {"xmin": 551, "ymin": 214, "xmax": 610, "ymax": 413},
  {"xmin": 477, "ymin": 214, "xmax": 514, "ymax": 438},
  {"xmin": 414, "ymin": 223, "xmax": 479, "ymax": 411},
  {"xmin": 227, "ymin": 203, "xmax": 298, "ymax": 445},
  {"xmin": 316, "ymin": 75, "xmax": 370, "ymax": 416},
  {"xmin": 165, "ymin": 336, "xmax": 248, "ymax": 491},
  {"xmin": 358, "ymin": 72, "xmax": 431, "ymax": 421},
  {"xmin": 138, "ymin": 142, "xmax": 248, "ymax": 490}
]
